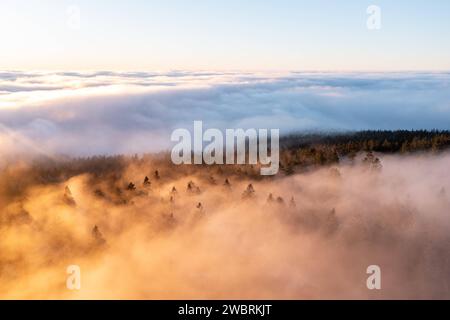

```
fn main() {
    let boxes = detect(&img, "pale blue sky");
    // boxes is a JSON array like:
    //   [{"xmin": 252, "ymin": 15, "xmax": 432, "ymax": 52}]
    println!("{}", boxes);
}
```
[{"xmin": 1, "ymin": 0, "xmax": 450, "ymax": 71}]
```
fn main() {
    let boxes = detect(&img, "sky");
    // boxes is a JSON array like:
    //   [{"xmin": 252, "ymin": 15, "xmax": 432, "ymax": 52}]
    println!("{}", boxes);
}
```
[
  {"xmin": 1, "ymin": 0, "xmax": 450, "ymax": 71},
  {"xmin": 1, "ymin": 2, "xmax": 450, "ymax": 157}
]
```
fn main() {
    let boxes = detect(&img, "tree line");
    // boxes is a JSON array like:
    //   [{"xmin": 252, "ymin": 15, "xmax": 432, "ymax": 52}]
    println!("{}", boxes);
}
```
[{"xmin": 278, "ymin": 130, "xmax": 450, "ymax": 173}]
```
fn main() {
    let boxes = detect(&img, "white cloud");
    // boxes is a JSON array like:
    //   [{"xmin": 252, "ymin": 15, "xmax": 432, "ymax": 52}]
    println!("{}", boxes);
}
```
[{"xmin": 0, "ymin": 71, "xmax": 449, "ymax": 156}]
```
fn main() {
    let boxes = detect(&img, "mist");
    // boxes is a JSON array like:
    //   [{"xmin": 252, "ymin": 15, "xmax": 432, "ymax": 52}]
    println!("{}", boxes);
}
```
[
  {"xmin": 1, "ymin": 151, "xmax": 449, "ymax": 299},
  {"xmin": 1, "ymin": 71, "xmax": 450, "ymax": 156}
]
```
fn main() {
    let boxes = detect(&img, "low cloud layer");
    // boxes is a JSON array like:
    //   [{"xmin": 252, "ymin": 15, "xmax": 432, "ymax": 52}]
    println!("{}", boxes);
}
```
[
  {"xmin": 1, "ymin": 153, "xmax": 449, "ymax": 299},
  {"xmin": 1, "ymin": 71, "xmax": 449, "ymax": 156}
]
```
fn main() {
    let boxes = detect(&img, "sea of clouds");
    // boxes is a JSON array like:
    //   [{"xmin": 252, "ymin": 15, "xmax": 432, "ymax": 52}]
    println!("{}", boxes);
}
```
[{"xmin": 0, "ymin": 71, "xmax": 449, "ymax": 156}]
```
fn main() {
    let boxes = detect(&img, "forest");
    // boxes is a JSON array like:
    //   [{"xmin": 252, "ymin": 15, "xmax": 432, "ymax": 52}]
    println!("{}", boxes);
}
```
[
  {"xmin": 2, "ymin": 130, "xmax": 448, "ymax": 189},
  {"xmin": 1, "ymin": 130, "xmax": 449, "ymax": 299}
]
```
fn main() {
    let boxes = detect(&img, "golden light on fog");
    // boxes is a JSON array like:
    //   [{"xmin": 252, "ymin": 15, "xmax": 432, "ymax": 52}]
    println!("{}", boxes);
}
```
[{"xmin": 1, "ymin": 152, "xmax": 449, "ymax": 299}]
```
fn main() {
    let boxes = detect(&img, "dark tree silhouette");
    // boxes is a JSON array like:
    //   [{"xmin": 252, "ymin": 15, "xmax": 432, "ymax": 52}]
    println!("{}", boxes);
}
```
[
  {"xmin": 63, "ymin": 186, "xmax": 76, "ymax": 207},
  {"xmin": 187, "ymin": 181, "xmax": 201, "ymax": 194},
  {"xmin": 363, "ymin": 152, "xmax": 382, "ymax": 171},
  {"xmin": 325, "ymin": 208, "xmax": 339, "ymax": 235},
  {"xmin": 94, "ymin": 189, "xmax": 106, "ymax": 198},
  {"xmin": 289, "ymin": 197, "xmax": 296, "ymax": 208},
  {"xmin": 276, "ymin": 196, "xmax": 285, "ymax": 205},
  {"xmin": 224, "ymin": 178, "xmax": 231, "ymax": 188},
  {"xmin": 196, "ymin": 202, "xmax": 204, "ymax": 214},
  {"xmin": 92, "ymin": 225, "xmax": 106, "ymax": 246},
  {"xmin": 242, "ymin": 184, "xmax": 255, "ymax": 199}
]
